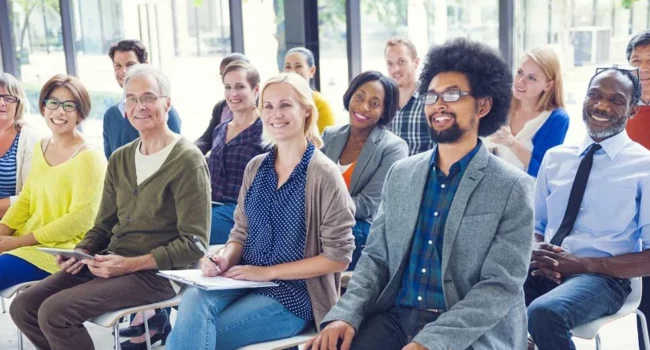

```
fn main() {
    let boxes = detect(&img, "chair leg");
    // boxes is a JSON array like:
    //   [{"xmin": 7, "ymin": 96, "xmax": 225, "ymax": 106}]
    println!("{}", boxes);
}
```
[
  {"xmin": 114, "ymin": 323, "xmax": 121, "ymax": 350},
  {"xmin": 595, "ymin": 333, "xmax": 602, "ymax": 350},
  {"xmin": 143, "ymin": 313, "xmax": 152, "ymax": 350},
  {"xmin": 637, "ymin": 310, "xmax": 650, "ymax": 349},
  {"xmin": 1, "ymin": 298, "xmax": 5, "ymax": 313},
  {"xmin": 17, "ymin": 327, "xmax": 23, "ymax": 350}
]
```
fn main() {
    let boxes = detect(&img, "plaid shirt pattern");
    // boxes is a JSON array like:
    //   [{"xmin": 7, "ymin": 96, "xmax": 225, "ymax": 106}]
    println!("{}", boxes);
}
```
[
  {"xmin": 390, "ymin": 91, "xmax": 435, "ymax": 156},
  {"xmin": 208, "ymin": 118, "xmax": 265, "ymax": 203},
  {"xmin": 396, "ymin": 141, "xmax": 481, "ymax": 311}
]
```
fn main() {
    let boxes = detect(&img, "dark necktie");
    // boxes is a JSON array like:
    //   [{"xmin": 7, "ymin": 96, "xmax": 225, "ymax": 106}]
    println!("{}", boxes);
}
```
[{"xmin": 550, "ymin": 143, "xmax": 602, "ymax": 246}]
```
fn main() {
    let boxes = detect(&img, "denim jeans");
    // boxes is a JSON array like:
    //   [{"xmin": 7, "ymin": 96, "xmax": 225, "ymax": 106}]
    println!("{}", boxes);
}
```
[
  {"xmin": 348, "ymin": 220, "xmax": 371, "ymax": 271},
  {"xmin": 638, "ymin": 276, "xmax": 650, "ymax": 350},
  {"xmin": 210, "ymin": 203, "xmax": 237, "ymax": 245},
  {"xmin": 166, "ymin": 288, "xmax": 310, "ymax": 350},
  {"xmin": 348, "ymin": 306, "xmax": 440, "ymax": 349},
  {"xmin": 525, "ymin": 273, "xmax": 631, "ymax": 350}
]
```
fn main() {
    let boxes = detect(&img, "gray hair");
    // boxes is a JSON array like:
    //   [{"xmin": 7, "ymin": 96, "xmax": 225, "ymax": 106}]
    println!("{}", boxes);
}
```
[
  {"xmin": 0, "ymin": 73, "xmax": 27, "ymax": 131},
  {"xmin": 123, "ymin": 64, "xmax": 171, "ymax": 97}
]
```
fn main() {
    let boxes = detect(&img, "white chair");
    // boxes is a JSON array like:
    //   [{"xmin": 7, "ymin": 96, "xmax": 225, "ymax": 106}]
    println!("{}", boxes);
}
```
[
  {"xmin": 571, "ymin": 277, "xmax": 650, "ymax": 350},
  {"xmin": 87, "ymin": 292, "xmax": 183, "ymax": 350},
  {"xmin": 237, "ymin": 329, "xmax": 317, "ymax": 350},
  {"xmin": 0, "ymin": 281, "xmax": 40, "ymax": 350}
]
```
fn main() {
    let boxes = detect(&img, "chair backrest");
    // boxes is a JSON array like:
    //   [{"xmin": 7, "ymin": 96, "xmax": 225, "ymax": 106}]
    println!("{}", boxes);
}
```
[{"xmin": 626, "ymin": 277, "xmax": 643, "ymax": 309}]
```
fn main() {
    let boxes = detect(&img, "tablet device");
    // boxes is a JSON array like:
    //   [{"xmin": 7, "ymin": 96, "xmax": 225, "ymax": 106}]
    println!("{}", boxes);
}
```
[{"xmin": 37, "ymin": 248, "xmax": 94, "ymax": 260}]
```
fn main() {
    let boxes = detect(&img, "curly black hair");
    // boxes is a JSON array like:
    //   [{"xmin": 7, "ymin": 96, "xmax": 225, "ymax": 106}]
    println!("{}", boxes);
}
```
[
  {"xmin": 343, "ymin": 71, "xmax": 399, "ymax": 127},
  {"xmin": 587, "ymin": 67, "xmax": 642, "ymax": 107},
  {"xmin": 417, "ymin": 38, "xmax": 512, "ymax": 137}
]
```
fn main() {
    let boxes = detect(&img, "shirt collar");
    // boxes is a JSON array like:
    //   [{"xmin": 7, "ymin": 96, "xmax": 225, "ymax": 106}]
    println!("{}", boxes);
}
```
[
  {"xmin": 639, "ymin": 99, "xmax": 650, "ymax": 106},
  {"xmin": 430, "ymin": 139, "xmax": 482, "ymax": 174},
  {"xmin": 118, "ymin": 99, "xmax": 126, "ymax": 118},
  {"xmin": 578, "ymin": 130, "xmax": 631, "ymax": 160}
]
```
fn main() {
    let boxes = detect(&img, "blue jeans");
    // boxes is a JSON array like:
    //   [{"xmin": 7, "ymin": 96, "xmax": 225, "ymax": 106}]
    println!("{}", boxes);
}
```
[
  {"xmin": 166, "ymin": 288, "xmax": 310, "ymax": 350},
  {"xmin": 348, "ymin": 220, "xmax": 371, "ymax": 271},
  {"xmin": 0, "ymin": 254, "xmax": 50, "ymax": 290},
  {"xmin": 525, "ymin": 273, "xmax": 631, "ymax": 350},
  {"xmin": 210, "ymin": 203, "xmax": 237, "ymax": 245}
]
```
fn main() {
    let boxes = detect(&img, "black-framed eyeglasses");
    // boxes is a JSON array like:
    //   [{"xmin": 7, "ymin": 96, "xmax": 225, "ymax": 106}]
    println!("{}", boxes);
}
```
[
  {"xmin": 595, "ymin": 64, "xmax": 640, "ymax": 80},
  {"xmin": 0, "ymin": 94, "xmax": 19, "ymax": 104},
  {"xmin": 43, "ymin": 98, "xmax": 78, "ymax": 112},
  {"xmin": 124, "ymin": 93, "xmax": 168, "ymax": 106},
  {"xmin": 423, "ymin": 88, "xmax": 472, "ymax": 105}
]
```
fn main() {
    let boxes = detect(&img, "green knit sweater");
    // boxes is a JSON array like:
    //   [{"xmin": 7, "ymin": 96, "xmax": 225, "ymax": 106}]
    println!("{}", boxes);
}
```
[{"xmin": 76, "ymin": 137, "xmax": 210, "ymax": 270}]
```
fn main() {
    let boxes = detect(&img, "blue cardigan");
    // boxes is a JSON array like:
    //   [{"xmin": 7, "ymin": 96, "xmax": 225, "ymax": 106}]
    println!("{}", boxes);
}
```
[
  {"xmin": 528, "ymin": 108, "xmax": 570, "ymax": 177},
  {"xmin": 102, "ymin": 104, "xmax": 182, "ymax": 159}
]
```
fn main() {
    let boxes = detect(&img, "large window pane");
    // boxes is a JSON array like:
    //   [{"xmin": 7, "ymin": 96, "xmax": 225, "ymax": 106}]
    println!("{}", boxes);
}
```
[
  {"xmin": 70, "ymin": 0, "xmax": 232, "ymax": 149},
  {"xmin": 10, "ymin": 0, "xmax": 67, "ymax": 132},
  {"xmin": 318, "ymin": 0, "xmax": 348, "ymax": 125},
  {"xmin": 242, "ymin": 0, "xmax": 283, "ymax": 82},
  {"xmin": 515, "ymin": 0, "xmax": 650, "ymax": 146},
  {"xmin": 360, "ymin": 0, "xmax": 499, "ymax": 73}
]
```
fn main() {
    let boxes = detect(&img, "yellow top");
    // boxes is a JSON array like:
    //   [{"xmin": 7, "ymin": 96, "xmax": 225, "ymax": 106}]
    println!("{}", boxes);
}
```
[
  {"xmin": 1, "ymin": 141, "xmax": 107, "ymax": 274},
  {"xmin": 313, "ymin": 91, "xmax": 335, "ymax": 134}
]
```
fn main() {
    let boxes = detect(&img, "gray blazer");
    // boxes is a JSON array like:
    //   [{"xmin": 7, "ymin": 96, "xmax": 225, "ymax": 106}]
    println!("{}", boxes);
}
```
[
  {"xmin": 321, "ymin": 144, "xmax": 535, "ymax": 350},
  {"xmin": 321, "ymin": 125, "xmax": 408, "ymax": 223}
]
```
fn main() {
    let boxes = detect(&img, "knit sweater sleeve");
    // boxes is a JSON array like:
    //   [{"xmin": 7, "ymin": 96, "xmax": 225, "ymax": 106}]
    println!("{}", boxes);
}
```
[{"xmin": 32, "ymin": 150, "xmax": 106, "ymax": 245}]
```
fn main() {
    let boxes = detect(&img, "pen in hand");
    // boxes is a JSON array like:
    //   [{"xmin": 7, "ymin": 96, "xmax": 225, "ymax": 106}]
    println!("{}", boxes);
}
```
[{"xmin": 191, "ymin": 236, "xmax": 222, "ymax": 274}]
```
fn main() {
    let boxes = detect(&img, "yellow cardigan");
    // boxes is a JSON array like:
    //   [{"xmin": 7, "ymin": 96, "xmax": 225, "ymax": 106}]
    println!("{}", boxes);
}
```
[
  {"xmin": 313, "ymin": 91, "xmax": 335, "ymax": 133},
  {"xmin": 1, "ymin": 142, "xmax": 107, "ymax": 274}
]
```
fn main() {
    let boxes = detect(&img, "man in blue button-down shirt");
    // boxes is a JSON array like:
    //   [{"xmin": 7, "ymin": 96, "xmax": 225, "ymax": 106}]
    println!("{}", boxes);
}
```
[{"xmin": 527, "ymin": 67, "xmax": 650, "ymax": 350}]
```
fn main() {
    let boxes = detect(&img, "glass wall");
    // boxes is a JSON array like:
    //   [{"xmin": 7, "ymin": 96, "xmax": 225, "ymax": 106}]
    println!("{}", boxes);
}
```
[
  {"xmin": 67, "ymin": 0, "xmax": 232, "ymax": 149},
  {"xmin": 242, "ymin": 0, "xmax": 283, "ymax": 83},
  {"xmin": 318, "ymin": 0, "xmax": 348, "ymax": 125},
  {"xmin": 514, "ymin": 0, "xmax": 650, "ymax": 146},
  {"xmin": 360, "ymin": 0, "xmax": 499, "ymax": 74},
  {"xmin": 9, "ymin": 0, "xmax": 67, "ymax": 134}
]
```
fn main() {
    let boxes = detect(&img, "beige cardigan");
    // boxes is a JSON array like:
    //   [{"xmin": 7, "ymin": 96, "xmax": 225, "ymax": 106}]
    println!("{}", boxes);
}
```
[
  {"xmin": 228, "ymin": 148, "xmax": 356, "ymax": 330},
  {"xmin": 10, "ymin": 124, "xmax": 41, "ymax": 205}
]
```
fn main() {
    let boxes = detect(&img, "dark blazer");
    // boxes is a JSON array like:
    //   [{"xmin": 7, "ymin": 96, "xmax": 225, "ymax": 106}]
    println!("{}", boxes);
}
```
[{"xmin": 321, "ymin": 124, "xmax": 408, "ymax": 223}]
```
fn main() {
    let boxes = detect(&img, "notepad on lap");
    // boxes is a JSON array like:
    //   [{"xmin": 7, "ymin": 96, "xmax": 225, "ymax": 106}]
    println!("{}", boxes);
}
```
[{"xmin": 157, "ymin": 270, "xmax": 277, "ymax": 290}]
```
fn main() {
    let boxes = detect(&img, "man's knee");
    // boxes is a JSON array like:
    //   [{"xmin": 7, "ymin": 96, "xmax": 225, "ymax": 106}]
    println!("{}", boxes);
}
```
[
  {"xmin": 527, "ymin": 298, "xmax": 566, "ymax": 332},
  {"xmin": 37, "ymin": 293, "xmax": 76, "ymax": 331}
]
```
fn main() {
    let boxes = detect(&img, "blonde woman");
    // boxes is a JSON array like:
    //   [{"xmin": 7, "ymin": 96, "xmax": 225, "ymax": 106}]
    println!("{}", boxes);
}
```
[
  {"xmin": 489, "ymin": 46, "xmax": 569, "ymax": 177},
  {"xmin": 0, "ymin": 73, "xmax": 41, "ymax": 217},
  {"xmin": 0, "ymin": 74, "xmax": 106, "ymax": 291},
  {"xmin": 167, "ymin": 73, "xmax": 355, "ymax": 349}
]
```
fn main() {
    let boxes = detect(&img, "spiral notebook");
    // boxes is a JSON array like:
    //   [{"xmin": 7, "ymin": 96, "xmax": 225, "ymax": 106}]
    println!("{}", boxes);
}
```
[{"xmin": 157, "ymin": 269, "xmax": 277, "ymax": 290}]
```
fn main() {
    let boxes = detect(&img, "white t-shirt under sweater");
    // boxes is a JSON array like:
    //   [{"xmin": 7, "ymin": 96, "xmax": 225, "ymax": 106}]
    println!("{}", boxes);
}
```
[{"xmin": 135, "ymin": 135, "xmax": 182, "ymax": 185}]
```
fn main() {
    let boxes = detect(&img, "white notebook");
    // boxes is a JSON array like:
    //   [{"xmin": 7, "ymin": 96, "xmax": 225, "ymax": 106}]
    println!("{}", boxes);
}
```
[{"xmin": 157, "ymin": 269, "xmax": 278, "ymax": 290}]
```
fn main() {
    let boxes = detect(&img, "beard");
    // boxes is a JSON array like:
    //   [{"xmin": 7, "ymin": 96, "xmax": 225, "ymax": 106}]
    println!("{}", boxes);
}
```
[
  {"xmin": 582, "ymin": 110, "xmax": 627, "ymax": 141},
  {"xmin": 428, "ymin": 112, "xmax": 476, "ymax": 144}
]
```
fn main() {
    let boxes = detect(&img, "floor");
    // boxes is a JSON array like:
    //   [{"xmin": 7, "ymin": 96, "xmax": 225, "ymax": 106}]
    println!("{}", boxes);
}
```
[{"xmin": 0, "ymin": 295, "xmax": 642, "ymax": 350}]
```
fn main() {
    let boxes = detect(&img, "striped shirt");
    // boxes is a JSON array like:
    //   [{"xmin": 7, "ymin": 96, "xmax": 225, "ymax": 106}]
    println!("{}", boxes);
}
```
[
  {"xmin": 396, "ymin": 141, "xmax": 481, "ymax": 310},
  {"xmin": 0, "ymin": 133, "xmax": 19, "ymax": 198},
  {"xmin": 208, "ymin": 118, "xmax": 266, "ymax": 204},
  {"xmin": 242, "ymin": 143, "xmax": 315, "ymax": 320},
  {"xmin": 390, "ymin": 91, "xmax": 435, "ymax": 156}
]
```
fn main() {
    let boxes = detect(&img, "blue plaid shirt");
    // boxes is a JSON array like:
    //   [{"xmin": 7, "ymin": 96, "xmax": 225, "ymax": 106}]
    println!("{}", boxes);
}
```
[
  {"xmin": 390, "ymin": 91, "xmax": 435, "ymax": 156},
  {"xmin": 396, "ymin": 140, "xmax": 482, "ymax": 311},
  {"xmin": 208, "ymin": 118, "xmax": 265, "ymax": 203}
]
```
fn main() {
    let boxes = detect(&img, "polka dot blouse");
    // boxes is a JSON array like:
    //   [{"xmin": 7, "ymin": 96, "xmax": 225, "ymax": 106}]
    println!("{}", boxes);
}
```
[{"xmin": 241, "ymin": 143, "xmax": 315, "ymax": 320}]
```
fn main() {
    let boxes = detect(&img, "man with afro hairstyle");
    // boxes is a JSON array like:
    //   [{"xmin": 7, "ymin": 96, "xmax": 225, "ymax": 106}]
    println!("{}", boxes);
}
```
[{"xmin": 306, "ymin": 38, "xmax": 534, "ymax": 350}]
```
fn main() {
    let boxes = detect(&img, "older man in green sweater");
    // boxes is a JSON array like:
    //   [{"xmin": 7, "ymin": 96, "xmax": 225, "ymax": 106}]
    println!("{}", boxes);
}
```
[{"xmin": 9, "ymin": 64, "xmax": 210, "ymax": 350}]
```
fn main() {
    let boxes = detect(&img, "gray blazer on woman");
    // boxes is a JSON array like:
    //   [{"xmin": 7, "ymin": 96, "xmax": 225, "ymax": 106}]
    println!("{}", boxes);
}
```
[{"xmin": 321, "ymin": 124, "xmax": 408, "ymax": 223}]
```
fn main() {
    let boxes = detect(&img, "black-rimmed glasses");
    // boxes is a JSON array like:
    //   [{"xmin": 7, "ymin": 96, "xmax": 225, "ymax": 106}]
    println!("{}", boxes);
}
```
[
  {"xmin": 0, "ymin": 94, "xmax": 19, "ymax": 104},
  {"xmin": 43, "ymin": 98, "xmax": 78, "ymax": 112},
  {"xmin": 423, "ymin": 88, "xmax": 472, "ymax": 105},
  {"xmin": 595, "ymin": 64, "xmax": 640, "ymax": 80}
]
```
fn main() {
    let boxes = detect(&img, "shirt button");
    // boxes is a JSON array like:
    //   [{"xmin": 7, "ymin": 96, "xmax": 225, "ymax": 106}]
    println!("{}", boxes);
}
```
[
  {"xmin": 441, "ymin": 184, "xmax": 446, "ymax": 189},
  {"xmin": 434, "ymin": 212, "xmax": 438, "ymax": 217},
  {"xmin": 417, "ymin": 296, "xmax": 423, "ymax": 301},
  {"xmin": 421, "ymin": 268, "xmax": 426, "ymax": 273},
  {"xmin": 428, "ymin": 240, "xmax": 433, "ymax": 245}
]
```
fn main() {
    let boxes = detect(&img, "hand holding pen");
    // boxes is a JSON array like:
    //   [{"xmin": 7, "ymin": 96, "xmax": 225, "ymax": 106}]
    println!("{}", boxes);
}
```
[{"xmin": 191, "ymin": 236, "xmax": 229, "ymax": 277}]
